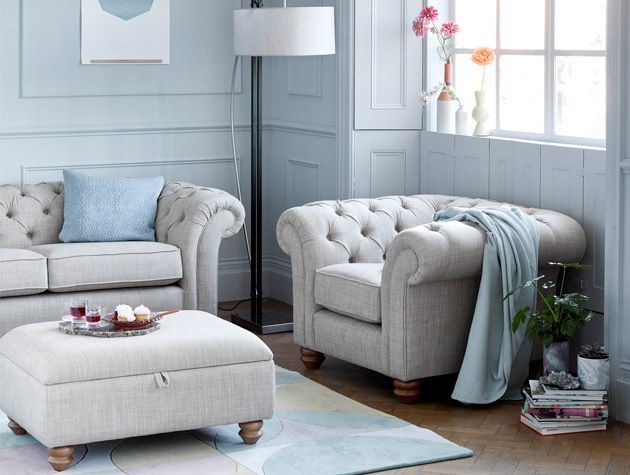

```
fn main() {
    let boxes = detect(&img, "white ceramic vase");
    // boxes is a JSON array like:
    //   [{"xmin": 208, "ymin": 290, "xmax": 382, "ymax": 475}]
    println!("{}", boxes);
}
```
[
  {"xmin": 472, "ymin": 90, "xmax": 490, "ymax": 136},
  {"xmin": 578, "ymin": 356, "xmax": 610, "ymax": 390},
  {"xmin": 437, "ymin": 100, "xmax": 456, "ymax": 134},
  {"xmin": 455, "ymin": 105, "xmax": 468, "ymax": 135}
]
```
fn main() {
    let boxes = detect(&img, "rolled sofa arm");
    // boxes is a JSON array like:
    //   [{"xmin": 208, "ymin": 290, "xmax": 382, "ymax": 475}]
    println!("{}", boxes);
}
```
[
  {"xmin": 380, "ymin": 209, "xmax": 586, "ymax": 381},
  {"xmin": 155, "ymin": 181, "xmax": 245, "ymax": 313},
  {"xmin": 382, "ymin": 207, "xmax": 586, "ymax": 287}
]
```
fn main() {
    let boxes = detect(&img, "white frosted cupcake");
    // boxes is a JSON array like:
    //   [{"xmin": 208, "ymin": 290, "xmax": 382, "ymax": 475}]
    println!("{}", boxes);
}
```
[
  {"xmin": 115, "ymin": 304, "xmax": 135, "ymax": 322},
  {"xmin": 134, "ymin": 305, "xmax": 151, "ymax": 322}
]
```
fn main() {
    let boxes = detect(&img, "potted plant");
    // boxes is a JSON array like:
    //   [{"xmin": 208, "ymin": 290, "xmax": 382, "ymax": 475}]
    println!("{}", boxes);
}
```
[
  {"xmin": 506, "ymin": 262, "xmax": 594, "ymax": 375},
  {"xmin": 578, "ymin": 344, "xmax": 610, "ymax": 390}
]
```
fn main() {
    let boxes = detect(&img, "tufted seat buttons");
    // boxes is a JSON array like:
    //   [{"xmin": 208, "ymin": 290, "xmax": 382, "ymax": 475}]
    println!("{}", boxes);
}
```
[
  {"xmin": 26, "ymin": 232, "xmax": 33, "ymax": 239},
  {"xmin": 55, "ymin": 190, "xmax": 61, "ymax": 195},
  {"xmin": 335, "ymin": 208, "xmax": 343, "ymax": 216},
  {"xmin": 20, "ymin": 192, "xmax": 26, "ymax": 197},
  {"xmin": 361, "ymin": 229, "xmax": 369, "ymax": 237},
  {"xmin": 42, "ymin": 209, "xmax": 50, "ymax": 215},
  {"xmin": 349, "ymin": 256, "xmax": 355, "ymax": 263},
  {"xmin": 5, "ymin": 212, "xmax": 12, "ymax": 219},
  {"xmin": 327, "ymin": 234, "xmax": 333, "ymax": 241},
  {"xmin": 382, "ymin": 254, "xmax": 387, "ymax": 260}
]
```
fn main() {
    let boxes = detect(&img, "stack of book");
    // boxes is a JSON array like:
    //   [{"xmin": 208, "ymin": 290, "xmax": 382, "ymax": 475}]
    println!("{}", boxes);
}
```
[{"xmin": 520, "ymin": 380, "xmax": 608, "ymax": 435}]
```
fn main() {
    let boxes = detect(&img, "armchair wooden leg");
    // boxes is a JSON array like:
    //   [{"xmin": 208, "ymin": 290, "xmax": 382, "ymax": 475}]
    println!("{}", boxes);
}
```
[
  {"xmin": 48, "ymin": 446, "xmax": 74, "ymax": 472},
  {"xmin": 393, "ymin": 379, "xmax": 422, "ymax": 404},
  {"xmin": 8, "ymin": 418, "xmax": 26, "ymax": 435},
  {"xmin": 300, "ymin": 347, "xmax": 326, "ymax": 370},
  {"xmin": 238, "ymin": 420, "xmax": 263, "ymax": 445}
]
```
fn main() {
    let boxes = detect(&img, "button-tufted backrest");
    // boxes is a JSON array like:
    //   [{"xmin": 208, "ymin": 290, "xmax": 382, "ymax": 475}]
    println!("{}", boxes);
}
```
[
  {"xmin": 0, "ymin": 182, "xmax": 65, "ymax": 248},
  {"xmin": 302, "ymin": 195, "xmax": 524, "ymax": 264}
]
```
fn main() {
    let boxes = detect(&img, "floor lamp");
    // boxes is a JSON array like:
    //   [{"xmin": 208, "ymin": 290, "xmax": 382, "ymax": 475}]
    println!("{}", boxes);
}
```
[{"xmin": 230, "ymin": 2, "xmax": 336, "ymax": 334}]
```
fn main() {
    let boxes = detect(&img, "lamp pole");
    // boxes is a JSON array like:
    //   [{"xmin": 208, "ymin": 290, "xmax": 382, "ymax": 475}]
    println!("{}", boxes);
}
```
[
  {"xmin": 232, "ymin": 0, "xmax": 294, "ymax": 334},
  {"xmin": 250, "ymin": 0, "xmax": 263, "ymax": 325}
]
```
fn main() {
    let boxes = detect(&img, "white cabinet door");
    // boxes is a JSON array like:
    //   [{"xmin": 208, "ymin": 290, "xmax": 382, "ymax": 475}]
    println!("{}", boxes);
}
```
[
  {"xmin": 354, "ymin": 0, "xmax": 423, "ymax": 130},
  {"xmin": 582, "ymin": 149, "xmax": 606, "ymax": 312},
  {"xmin": 540, "ymin": 145, "xmax": 584, "ymax": 222},
  {"xmin": 420, "ymin": 131, "xmax": 454, "ymax": 195},
  {"xmin": 354, "ymin": 130, "xmax": 421, "ymax": 198},
  {"xmin": 489, "ymin": 140, "xmax": 541, "ymax": 208},
  {"xmin": 453, "ymin": 135, "xmax": 489, "ymax": 199}
]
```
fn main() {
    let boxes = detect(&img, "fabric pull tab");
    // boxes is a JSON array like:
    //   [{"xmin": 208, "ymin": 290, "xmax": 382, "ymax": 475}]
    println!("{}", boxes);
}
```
[{"xmin": 153, "ymin": 372, "xmax": 170, "ymax": 388}]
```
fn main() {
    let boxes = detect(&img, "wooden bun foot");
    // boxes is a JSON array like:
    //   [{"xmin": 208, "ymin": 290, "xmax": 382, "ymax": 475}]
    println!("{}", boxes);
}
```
[
  {"xmin": 48, "ymin": 446, "xmax": 74, "ymax": 472},
  {"xmin": 393, "ymin": 379, "xmax": 422, "ymax": 404},
  {"xmin": 8, "ymin": 418, "xmax": 26, "ymax": 436},
  {"xmin": 300, "ymin": 347, "xmax": 326, "ymax": 370},
  {"xmin": 239, "ymin": 420, "xmax": 263, "ymax": 445}
]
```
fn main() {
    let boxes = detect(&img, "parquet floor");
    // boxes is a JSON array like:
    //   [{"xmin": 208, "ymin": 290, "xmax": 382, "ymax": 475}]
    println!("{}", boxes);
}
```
[{"xmin": 218, "ymin": 300, "xmax": 630, "ymax": 475}]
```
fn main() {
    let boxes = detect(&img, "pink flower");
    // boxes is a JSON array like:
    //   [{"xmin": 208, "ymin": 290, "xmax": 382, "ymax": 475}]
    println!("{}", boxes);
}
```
[
  {"xmin": 419, "ymin": 5, "xmax": 439, "ymax": 22},
  {"xmin": 440, "ymin": 21, "xmax": 460, "ymax": 37},
  {"xmin": 412, "ymin": 17, "xmax": 429, "ymax": 37}
]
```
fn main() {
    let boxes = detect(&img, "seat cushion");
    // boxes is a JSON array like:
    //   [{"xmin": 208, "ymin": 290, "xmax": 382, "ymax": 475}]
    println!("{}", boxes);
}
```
[
  {"xmin": 30, "ymin": 242, "xmax": 182, "ymax": 293},
  {"xmin": 0, "ymin": 311, "xmax": 273, "ymax": 385},
  {"xmin": 315, "ymin": 263, "xmax": 383, "ymax": 324},
  {"xmin": 0, "ymin": 249, "xmax": 48, "ymax": 297}
]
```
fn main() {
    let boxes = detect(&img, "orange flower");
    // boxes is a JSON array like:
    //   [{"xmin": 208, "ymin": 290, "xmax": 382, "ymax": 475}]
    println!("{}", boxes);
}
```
[{"xmin": 471, "ymin": 47, "xmax": 495, "ymax": 66}]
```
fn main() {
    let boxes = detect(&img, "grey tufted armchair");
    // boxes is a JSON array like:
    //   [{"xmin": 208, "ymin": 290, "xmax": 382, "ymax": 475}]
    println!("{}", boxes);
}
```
[
  {"xmin": 0, "ymin": 181, "xmax": 244, "ymax": 336},
  {"xmin": 277, "ymin": 195, "xmax": 586, "ymax": 403}
]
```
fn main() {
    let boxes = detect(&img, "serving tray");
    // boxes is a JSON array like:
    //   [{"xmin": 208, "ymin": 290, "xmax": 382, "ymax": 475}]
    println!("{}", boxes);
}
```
[{"xmin": 58, "ymin": 320, "xmax": 160, "ymax": 338}]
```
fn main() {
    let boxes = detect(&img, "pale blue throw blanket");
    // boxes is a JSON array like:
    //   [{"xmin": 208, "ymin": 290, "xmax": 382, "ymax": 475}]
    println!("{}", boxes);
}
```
[{"xmin": 433, "ymin": 206, "xmax": 539, "ymax": 404}]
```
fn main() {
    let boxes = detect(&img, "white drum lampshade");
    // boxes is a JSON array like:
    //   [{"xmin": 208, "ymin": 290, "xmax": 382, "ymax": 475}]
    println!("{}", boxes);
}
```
[{"xmin": 233, "ymin": 7, "xmax": 336, "ymax": 57}]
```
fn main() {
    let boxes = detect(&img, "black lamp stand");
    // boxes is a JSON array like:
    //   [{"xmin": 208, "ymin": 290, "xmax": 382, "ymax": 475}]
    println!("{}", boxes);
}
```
[{"xmin": 231, "ymin": 0, "xmax": 293, "ymax": 334}]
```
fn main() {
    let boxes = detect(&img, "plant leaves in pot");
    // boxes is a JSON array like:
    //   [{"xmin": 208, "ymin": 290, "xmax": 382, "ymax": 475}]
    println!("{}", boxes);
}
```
[
  {"xmin": 506, "ymin": 262, "xmax": 596, "ymax": 375},
  {"xmin": 578, "ymin": 343, "xmax": 610, "ymax": 390}
]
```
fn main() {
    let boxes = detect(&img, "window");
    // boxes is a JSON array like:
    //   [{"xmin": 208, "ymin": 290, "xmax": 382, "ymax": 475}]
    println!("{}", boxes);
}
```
[{"xmin": 452, "ymin": 0, "xmax": 606, "ymax": 145}]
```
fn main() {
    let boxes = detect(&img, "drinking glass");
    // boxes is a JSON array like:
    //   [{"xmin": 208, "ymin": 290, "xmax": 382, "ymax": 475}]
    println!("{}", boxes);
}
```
[
  {"xmin": 66, "ymin": 298, "xmax": 87, "ymax": 324},
  {"xmin": 85, "ymin": 305, "xmax": 103, "ymax": 327}
]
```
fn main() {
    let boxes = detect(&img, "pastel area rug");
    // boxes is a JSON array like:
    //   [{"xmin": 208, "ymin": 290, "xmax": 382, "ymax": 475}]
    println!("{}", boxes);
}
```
[{"xmin": 0, "ymin": 368, "xmax": 472, "ymax": 474}]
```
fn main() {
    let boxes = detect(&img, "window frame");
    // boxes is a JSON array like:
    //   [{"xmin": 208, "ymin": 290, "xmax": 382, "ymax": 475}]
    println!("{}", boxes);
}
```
[{"xmin": 449, "ymin": 0, "xmax": 607, "ymax": 147}]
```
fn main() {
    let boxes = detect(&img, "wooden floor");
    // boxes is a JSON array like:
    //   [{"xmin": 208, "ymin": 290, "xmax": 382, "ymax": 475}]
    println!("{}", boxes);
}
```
[{"xmin": 219, "ymin": 300, "xmax": 630, "ymax": 475}]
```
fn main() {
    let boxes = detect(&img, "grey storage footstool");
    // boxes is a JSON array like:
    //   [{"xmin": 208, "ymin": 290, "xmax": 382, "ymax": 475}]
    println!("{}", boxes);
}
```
[{"xmin": 0, "ymin": 311, "xmax": 275, "ymax": 471}]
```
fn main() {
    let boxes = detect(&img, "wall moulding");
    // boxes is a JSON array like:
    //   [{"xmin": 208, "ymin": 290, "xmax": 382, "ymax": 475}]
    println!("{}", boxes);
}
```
[
  {"xmin": 0, "ymin": 122, "xmax": 251, "ymax": 140},
  {"xmin": 20, "ymin": 156, "xmax": 241, "ymax": 186}
]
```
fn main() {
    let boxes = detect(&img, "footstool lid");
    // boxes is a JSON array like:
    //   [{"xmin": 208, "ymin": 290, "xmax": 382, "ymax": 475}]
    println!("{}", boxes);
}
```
[{"xmin": 0, "ymin": 311, "xmax": 273, "ymax": 385}]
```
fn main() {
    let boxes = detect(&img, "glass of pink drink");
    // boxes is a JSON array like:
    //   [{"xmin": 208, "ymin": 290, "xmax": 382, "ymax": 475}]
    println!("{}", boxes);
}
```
[
  {"xmin": 66, "ymin": 298, "xmax": 87, "ymax": 324},
  {"xmin": 85, "ymin": 305, "xmax": 103, "ymax": 327}
]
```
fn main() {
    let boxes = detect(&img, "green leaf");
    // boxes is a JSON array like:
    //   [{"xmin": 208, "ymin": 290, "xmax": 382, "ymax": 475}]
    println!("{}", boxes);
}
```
[
  {"xmin": 547, "ymin": 262, "xmax": 591, "ymax": 270},
  {"xmin": 511, "ymin": 306, "xmax": 531, "ymax": 333}
]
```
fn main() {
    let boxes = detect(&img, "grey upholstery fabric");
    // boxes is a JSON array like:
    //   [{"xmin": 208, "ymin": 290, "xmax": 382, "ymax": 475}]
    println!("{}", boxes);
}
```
[
  {"xmin": 30, "ymin": 242, "xmax": 182, "ymax": 292},
  {"xmin": 0, "ymin": 311, "xmax": 273, "ymax": 385},
  {"xmin": 0, "ymin": 286, "xmax": 183, "ymax": 336},
  {"xmin": 155, "ymin": 182, "xmax": 245, "ymax": 314},
  {"xmin": 0, "ymin": 311, "xmax": 275, "ymax": 448},
  {"xmin": 0, "ymin": 249, "xmax": 47, "ymax": 297},
  {"xmin": 277, "ymin": 195, "xmax": 587, "ymax": 382},
  {"xmin": 0, "ymin": 181, "xmax": 244, "ymax": 334},
  {"xmin": 0, "ymin": 183, "xmax": 64, "ymax": 249},
  {"xmin": 315, "ymin": 263, "xmax": 383, "ymax": 323}
]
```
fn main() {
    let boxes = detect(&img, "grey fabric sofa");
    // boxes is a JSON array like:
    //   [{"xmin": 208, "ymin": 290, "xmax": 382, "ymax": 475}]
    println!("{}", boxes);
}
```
[
  {"xmin": 277, "ymin": 195, "xmax": 586, "ymax": 403},
  {"xmin": 0, "ymin": 181, "xmax": 244, "ymax": 336}
]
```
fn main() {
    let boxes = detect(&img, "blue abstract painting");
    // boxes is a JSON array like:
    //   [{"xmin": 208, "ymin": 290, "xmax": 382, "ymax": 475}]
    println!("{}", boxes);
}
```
[{"xmin": 98, "ymin": 0, "xmax": 155, "ymax": 21}]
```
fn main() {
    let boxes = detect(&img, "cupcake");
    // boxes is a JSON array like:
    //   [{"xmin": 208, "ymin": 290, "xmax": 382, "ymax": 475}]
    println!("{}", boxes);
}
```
[
  {"xmin": 115, "ymin": 304, "xmax": 135, "ymax": 322},
  {"xmin": 134, "ymin": 305, "xmax": 151, "ymax": 322}
]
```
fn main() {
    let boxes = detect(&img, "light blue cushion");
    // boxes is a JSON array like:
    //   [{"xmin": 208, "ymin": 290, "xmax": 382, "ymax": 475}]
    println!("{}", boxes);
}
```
[{"xmin": 59, "ymin": 169, "xmax": 165, "ymax": 243}]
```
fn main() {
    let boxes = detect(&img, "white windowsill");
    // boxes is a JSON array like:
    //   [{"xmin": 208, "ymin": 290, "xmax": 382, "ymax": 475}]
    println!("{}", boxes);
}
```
[{"xmin": 422, "ymin": 129, "xmax": 606, "ymax": 152}]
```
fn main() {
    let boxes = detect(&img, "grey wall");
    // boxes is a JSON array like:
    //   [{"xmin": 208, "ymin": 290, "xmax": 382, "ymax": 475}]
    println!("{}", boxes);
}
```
[{"xmin": 0, "ymin": 0, "xmax": 254, "ymax": 301}]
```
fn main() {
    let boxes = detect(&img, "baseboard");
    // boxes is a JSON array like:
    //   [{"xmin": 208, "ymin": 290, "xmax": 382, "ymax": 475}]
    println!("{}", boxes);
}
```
[{"xmin": 217, "ymin": 256, "xmax": 292, "ymax": 304}]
